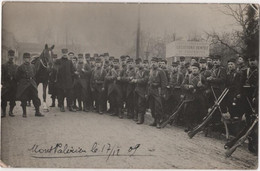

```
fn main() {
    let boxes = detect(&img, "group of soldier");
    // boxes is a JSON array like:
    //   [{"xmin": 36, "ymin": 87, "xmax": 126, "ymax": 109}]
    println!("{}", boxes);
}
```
[{"xmin": 1, "ymin": 49, "xmax": 258, "ymax": 136}]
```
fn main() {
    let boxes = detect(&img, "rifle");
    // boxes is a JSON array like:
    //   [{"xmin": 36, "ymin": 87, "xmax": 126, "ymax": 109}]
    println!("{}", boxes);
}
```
[
  {"xmin": 161, "ymin": 98, "xmax": 185, "ymax": 128},
  {"xmin": 188, "ymin": 88, "xmax": 229, "ymax": 138},
  {"xmin": 225, "ymin": 115, "xmax": 258, "ymax": 157},
  {"xmin": 211, "ymin": 86, "xmax": 230, "ymax": 140}
]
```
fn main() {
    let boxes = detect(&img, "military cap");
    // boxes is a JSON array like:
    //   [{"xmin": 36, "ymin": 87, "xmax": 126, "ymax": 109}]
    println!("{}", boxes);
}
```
[
  {"xmin": 248, "ymin": 56, "xmax": 257, "ymax": 61},
  {"xmin": 85, "ymin": 53, "xmax": 90, "ymax": 58},
  {"xmin": 180, "ymin": 56, "xmax": 185, "ymax": 61},
  {"xmin": 127, "ymin": 58, "xmax": 134, "ymax": 63},
  {"xmin": 113, "ymin": 58, "xmax": 119, "ymax": 63},
  {"xmin": 208, "ymin": 54, "xmax": 214, "ymax": 59},
  {"xmin": 99, "ymin": 54, "xmax": 104, "ymax": 57},
  {"xmin": 23, "ymin": 52, "xmax": 31, "ymax": 58},
  {"xmin": 212, "ymin": 54, "xmax": 221, "ymax": 60},
  {"xmin": 191, "ymin": 62, "xmax": 200, "ymax": 68},
  {"xmin": 199, "ymin": 59, "xmax": 207, "ymax": 63},
  {"xmin": 62, "ymin": 48, "xmax": 68, "ymax": 54},
  {"xmin": 109, "ymin": 56, "xmax": 115, "ymax": 61},
  {"xmin": 68, "ymin": 52, "xmax": 74, "ymax": 56},
  {"xmin": 227, "ymin": 58, "xmax": 236, "ymax": 63},
  {"xmin": 135, "ymin": 58, "xmax": 142, "ymax": 64},
  {"xmin": 105, "ymin": 60, "xmax": 110, "ymax": 65},
  {"xmin": 104, "ymin": 53, "xmax": 109, "ymax": 56},
  {"xmin": 95, "ymin": 57, "xmax": 102, "ymax": 63},
  {"xmin": 120, "ymin": 55, "xmax": 126, "ymax": 60},
  {"xmin": 143, "ymin": 59, "xmax": 149, "ymax": 64},
  {"xmin": 90, "ymin": 57, "xmax": 95, "ymax": 61},
  {"xmin": 72, "ymin": 56, "xmax": 78, "ymax": 60},
  {"xmin": 161, "ymin": 59, "xmax": 167, "ymax": 64},
  {"xmin": 172, "ymin": 61, "xmax": 178, "ymax": 67},
  {"xmin": 78, "ymin": 53, "xmax": 83, "ymax": 58},
  {"xmin": 158, "ymin": 58, "xmax": 163, "ymax": 62},
  {"xmin": 93, "ymin": 53, "xmax": 99, "ymax": 58},
  {"xmin": 151, "ymin": 57, "xmax": 158, "ymax": 62},
  {"xmin": 125, "ymin": 55, "xmax": 130, "ymax": 58},
  {"xmin": 237, "ymin": 55, "xmax": 246, "ymax": 61},
  {"xmin": 191, "ymin": 57, "xmax": 198, "ymax": 61},
  {"xmin": 8, "ymin": 50, "xmax": 15, "ymax": 56},
  {"xmin": 53, "ymin": 54, "xmax": 58, "ymax": 58}
]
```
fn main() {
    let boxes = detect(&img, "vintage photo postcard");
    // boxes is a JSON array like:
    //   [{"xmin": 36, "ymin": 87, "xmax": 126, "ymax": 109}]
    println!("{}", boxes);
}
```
[{"xmin": 1, "ymin": 1, "xmax": 259, "ymax": 169}]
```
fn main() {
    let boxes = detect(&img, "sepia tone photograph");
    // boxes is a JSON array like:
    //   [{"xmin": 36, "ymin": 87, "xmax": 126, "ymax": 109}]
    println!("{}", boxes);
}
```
[{"xmin": 1, "ymin": 1, "xmax": 259, "ymax": 169}]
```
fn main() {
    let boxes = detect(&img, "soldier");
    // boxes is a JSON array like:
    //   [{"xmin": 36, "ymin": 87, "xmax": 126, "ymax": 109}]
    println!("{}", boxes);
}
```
[
  {"xmin": 104, "ymin": 53, "xmax": 109, "ymax": 62},
  {"xmin": 206, "ymin": 56, "xmax": 214, "ymax": 70},
  {"xmin": 147, "ymin": 57, "xmax": 167, "ymax": 128},
  {"xmin": 120, "ymin": 55, "xmax": 127, "ymax": 66},
  {"xmin": 71, "ymin": 56, "xmax": 78, "ymax": 109},
  {"xmin": 16, "ymin": 53, "xmax": 44, "ymax": 117},
  {"xmin": 168, "ymin": 62, "xmax": 184, "ymax": 120},
  {"xmin": 85, "ymin": 53, "xmax": 90, "ymax": 64},
  {"xmin": 90, "ymin": 57, "xmax": 107, "ymax": 114},
  {"xmin": 48, "ymin": 54, "xmax": 58, "ymax": 107},
  {"xmin": 55, "ymin": 49, "xmax": 76, "ymax": 112},
  {"xmin": 222, "ymin": 58, "xmax": 242, "ymax": 119},
  {"xmin": 106, "ymin": 58, "xmax": 124, "ymax": 118},
  {"xmin": 124, "ymin": 58, "xmax": 136, "ymax": 119},
  {"xmin": 132, "ymin": 59, "xmax": 149, "ymax": 124},
  {"xmin": 1, "ymin": 50, "xmax": 18, "ymax": 118},
  {"xmin": 181, "ymin": 62, "xmax": 207, "ymax": 132},
  {"xmin": 88, "ymin": 57, "xmax": 96, "ymax": 111},
  {"xmin": 109, "ymin": 56, "xmax": 115, "ymax": 65},
  {"xmin": 190, "ymin": 57, "xmax": 198, "ymax": 65},
  {"xmin": 236, "ymin": 55, "xmax": 247, "ymax": 74},
  {"xmin": 73, "ymin": 54, "xmax": 91, "ymax": 111},
  {"xmin": 120, "ymin": 56, "xmax": 128, "ymax": 110},
  {"xmin": 143, "ymin": 59, "xmax": 149, "ymax": 70},
  {"xmin": 206, "ymin": 54, "xmax": 227, "ymax": 130},
  {"xmin": 179, "ymin": 56, "xmax": 186, "ymax": 75},
  {"xmin": 68, "ymin": 52, "xmax": 75, "ymax": 61}
]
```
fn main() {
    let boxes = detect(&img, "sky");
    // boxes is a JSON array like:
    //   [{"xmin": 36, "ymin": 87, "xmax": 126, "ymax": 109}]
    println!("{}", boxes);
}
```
[{"xmin": 2, "ymin": 2, "xmax": 242, "ymax": 57}]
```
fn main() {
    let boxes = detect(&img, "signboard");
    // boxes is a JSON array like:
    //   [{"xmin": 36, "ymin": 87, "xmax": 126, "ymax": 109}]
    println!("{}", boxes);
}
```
[{"xmin": 166, "ymin": 41, "xmax": 210, "ymax": 58}]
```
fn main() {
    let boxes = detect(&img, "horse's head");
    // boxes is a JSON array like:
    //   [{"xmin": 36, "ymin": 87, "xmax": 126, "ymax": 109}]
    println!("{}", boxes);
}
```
[{"xmin": 41, "ymin": 44, "xmax": 55, "ymax": 66}]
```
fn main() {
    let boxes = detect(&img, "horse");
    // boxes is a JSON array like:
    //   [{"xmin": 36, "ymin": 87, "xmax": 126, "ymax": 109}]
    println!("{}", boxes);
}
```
[{"xmin": 31, "ymin": 44, "xmax": 55, "ymax": 112}]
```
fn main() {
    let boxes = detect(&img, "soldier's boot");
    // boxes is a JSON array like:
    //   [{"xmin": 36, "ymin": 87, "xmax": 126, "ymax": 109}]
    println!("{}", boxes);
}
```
[
  {"xmin": 78, "ymin": 101, "xmax": 82, "ymax": 111},
  {"xmin": 98, "ymin": 105, "xmax": 103, "ymax": 114},
  {"xmin": 149, "ymin": 118, "xmax": 156, "ymax": 127},
  {"xmin": 22, "ymin": 106, "xmax": 27, "ymax": 118},
  {"xmin": 118, "ymin": 108, "xmax": 123, "ymax": 119},
  {"xmin": 35, "ymin": 107, "xmax": 44, "ymax": 117},
  {"xmin": 50, "ymin": 98, "xmax": 55, "ymax": 107},
  {"xmin": 83, "ymin": 102, "xmax": 89, "ymax": 112},
  {"xmin": 9, "ymin": 106, "xmax": 15, "ymax": 117},
  {"xmin": 156, "ymin": 118, "xmax": 161, "ymax": 129},
  {"xmin": 1, "ymin": 107, "xmax": 6, "ymax": 118},
  {"xmin": 133, "ymin": 111, "xmax": 138, "ymax": 122},
  {"xmin": 69, "ymin": 106, "xmax": 77, "ymax": 112},
  {"xmin": 137, "ymin": 113, "xmax": 144, "ymax": 124}
]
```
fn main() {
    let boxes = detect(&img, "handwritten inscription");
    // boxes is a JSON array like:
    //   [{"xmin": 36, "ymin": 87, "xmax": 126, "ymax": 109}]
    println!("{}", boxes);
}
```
[{"xmin": 29, "ymin": 142, "xmax": 144, "ymax": 161}]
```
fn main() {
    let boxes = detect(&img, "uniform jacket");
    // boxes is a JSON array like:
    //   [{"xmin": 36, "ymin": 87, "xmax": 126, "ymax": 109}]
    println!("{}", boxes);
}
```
[
  {"xmin": 90, "ymin": 67, "xmax": 107, "ymax": 92},
  {"xmin": 55, "ymin": 57, "xmax": 75, "ymax": 89},
  {"xmin": 1, "ymin": 61, "xmax": 18, "ymax": 96},
  {"xmin": 207, "ymin": 65, "xmax": 226, "ymax": 90},
  {"xmin": 73, "ymin": 62, "xmax": 92, "ymax": 89},
  {"xmin": 135, "ymin": 67, "xmax": 149, "ymax": 98},
  {"xmin": 15, "ymin": 62, "xmax": 38, "ymax": 100}
]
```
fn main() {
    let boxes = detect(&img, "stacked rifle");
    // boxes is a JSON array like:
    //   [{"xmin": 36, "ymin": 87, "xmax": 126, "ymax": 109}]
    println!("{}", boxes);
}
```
[{"xmin": 187, "ymin": 88, "xmax": 229, "ymax": 139}]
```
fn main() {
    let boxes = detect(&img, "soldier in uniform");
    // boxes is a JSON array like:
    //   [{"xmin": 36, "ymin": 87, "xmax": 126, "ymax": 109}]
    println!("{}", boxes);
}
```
[
  {"xmin": 90, "ymin": 57, "xmax": 107, "ymax": 114},
  {"xmin": 181, "ymin": 62, "xmax": 207, "ymax": 132},
  {"xmin": 222, "ymin": 58, "xmax": 242, "ymax": 119},
  {"xmin": 168, "ymin": 61, "xmax": 184, "ymax": 122},
  {"xmin": 206, "ymin": 56, "xmax": 214, "ymax": 70},
  {"xmin": 106, "ymin": 58, "xmax": 123, "ymax": 118},
  {"xmin": 85, "ymin": 53, "xmax": 90, "ymax": 64},
  {"xmin": 124, "ymin": 58, "xmax": 136, "ymax": 119},
  {"xmin": 88, "ymin": 57, "xmax": 96, "ymax": 111},
  {"xmin": 55, "ymin": 49, "xmax": 76, "ymax": 112},
  {"xmin": 206, "ymin": 55, "xmax": 227, "ymax": 130},
  {"xmin": 48, "ymin": 54, "xmax": 58, "ymax": 107},
  {"xmin": 179, "ymin": 56, "xmax": 186, "ymax": 75},
  {"xmin": 73, "ymin": 54, "xmax": 91, "ymax": 111},
  {"xmin": 16, "ymin": 53, "xmax": 44, "ymax": 117},
  {"xmin": 236, "ymin": 55, "xmax": 247, "ymax": 74},
  {"xmin": 132, "ymin": 59, "xmax": 149, "ymax": 124},
  {"xmin": 120, "ymin": 56, "xmax": 128, "ymax": 111},
  {"xmin": 147, "ymin": 57, "xmax": 167, "ymax": 128},
  {"xmin": 1, "ymin": 50, "xmax": 18, "ymax": 118},
  {"xmin": 68, "ymin": 52, "xmax": 75, "ymax": 61},
  {"xmin": 104, "ymin": 53, "xmax": 109, "ymax": 62}
]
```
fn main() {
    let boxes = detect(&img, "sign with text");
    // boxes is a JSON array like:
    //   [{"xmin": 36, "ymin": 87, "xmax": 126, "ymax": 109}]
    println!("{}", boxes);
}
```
[{"xmin": 166, "ymin": 41, "xmax": 210, "ymax": 58}]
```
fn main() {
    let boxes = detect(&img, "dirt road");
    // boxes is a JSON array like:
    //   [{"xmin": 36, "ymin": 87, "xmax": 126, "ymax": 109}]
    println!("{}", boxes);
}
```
[{"xmin": 1, "ymin": 87, "xmax": 258, "ymax": 169}]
